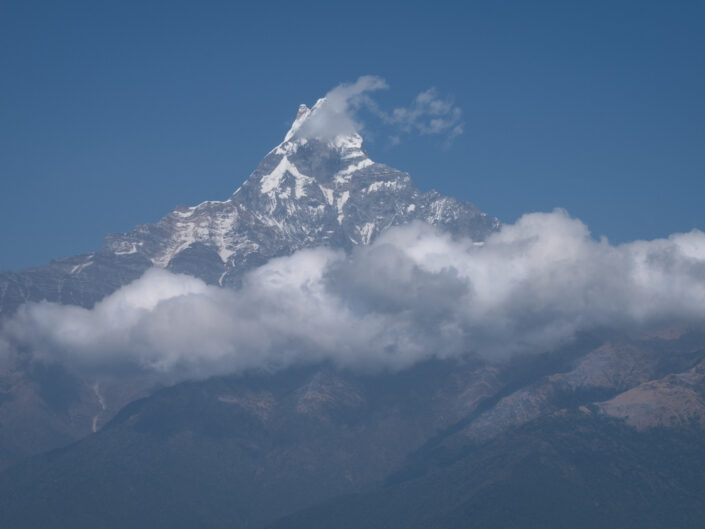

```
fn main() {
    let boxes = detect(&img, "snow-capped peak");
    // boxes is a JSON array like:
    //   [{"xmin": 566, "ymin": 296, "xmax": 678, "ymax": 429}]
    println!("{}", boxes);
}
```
[
  {"xmin": 284, "ymin": 103, "xmax": 313, "ymax": 142},
  {"xmin": 296, "ymin": 104, "xmax": 310, "ymax": 119},
  {"xmin": 101, "ymin": 98, "xmax": 499, "ymax": 285},
  {"xmin": 282, "ymin": 97, "xmax": 328, "ymax": 143},
  {"xmin": 276, "ymin": 99, "xmax": 369, "ymax": 167}
]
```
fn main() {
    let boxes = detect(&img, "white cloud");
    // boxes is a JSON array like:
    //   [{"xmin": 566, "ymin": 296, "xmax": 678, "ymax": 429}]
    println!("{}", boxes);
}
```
[
  {"xmin": 3, "ymin": 210, "xmax": 705, "ymax": 382},
  {"xmin": 295, "ymin": 76, "xmax": 388, "ymax": 140},
  {"xmin": 294, "ymin": 77, "xmax": 464, "ymax": 145},
  {"xmin": 384, "ymin": 88, "xmax": 464, "ymax": 140}
]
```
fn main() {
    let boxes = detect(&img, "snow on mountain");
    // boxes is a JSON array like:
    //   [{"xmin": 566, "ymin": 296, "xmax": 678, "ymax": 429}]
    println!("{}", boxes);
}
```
[
  {"xmin": 102, "ymin": 101, "xmax": 499, "ymax": 287},
  {"xmin": 0, "ymin": 100, "xmax": 498, "ymax": 317}
]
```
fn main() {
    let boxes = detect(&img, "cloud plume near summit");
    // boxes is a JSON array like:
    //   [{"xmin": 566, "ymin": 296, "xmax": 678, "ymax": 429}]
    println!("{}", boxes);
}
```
[
  {"xmin": 295, "ymin": 75, "xmax": 389, "ymax": 139},
  {"xmin": 3, "ymin": 210, "xmax": 705, "ymax": 382},
  {"xmin": 295, "ymin": 76, "xmax": 464, "ymax": 143}
]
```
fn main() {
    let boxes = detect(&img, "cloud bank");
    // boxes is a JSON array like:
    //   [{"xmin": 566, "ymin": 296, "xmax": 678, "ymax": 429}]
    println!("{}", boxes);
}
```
[
  {"xmin": 3, "ymin": 210, "xmax": 705, "ymax": 381},
  {"xmin": 295, "ymin": 76, "xmax": 464, "ymax": 144}
]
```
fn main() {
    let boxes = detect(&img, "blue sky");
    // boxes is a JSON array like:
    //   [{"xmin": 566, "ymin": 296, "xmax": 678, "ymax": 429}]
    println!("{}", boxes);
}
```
[{"xmin": 1, "ymin": 0, "xmax": 703, "ymax": 272}]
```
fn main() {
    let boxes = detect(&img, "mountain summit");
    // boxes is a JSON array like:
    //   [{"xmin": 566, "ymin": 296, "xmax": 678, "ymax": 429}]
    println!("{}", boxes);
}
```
[{"xmin": 99, "ymin": 103, "xmax": 498, "ymax": 286}]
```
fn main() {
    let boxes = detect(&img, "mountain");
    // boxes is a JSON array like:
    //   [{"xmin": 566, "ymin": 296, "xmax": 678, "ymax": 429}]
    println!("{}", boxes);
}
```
[
  {"xmin": 0, "ymin": 99, "xmax": 498, "ymax": 316},
  {"xmin": 0, "ymin": 360, "xmax": 500, "ymax": 529},
  {"xmin": 264, "ymin": 332, "xmax": 705, "ymax": 529},
  {"xmin": 104, "ymin": 101, "xmax": 497, "ymax": 287},
  {"xmin": 2, "ymin": 332, "xmax": 705, "ymax": 529},
  {"xmin": 2, "ymin": 99, "xmax": 705, "ymax": 529},
  {"xmin": 0, "ymin": 100, "xmax": 498, "ymax": 469},
  {"xmin": 268, "ymin": 414, "xmax": 705, "ymax": 529}
]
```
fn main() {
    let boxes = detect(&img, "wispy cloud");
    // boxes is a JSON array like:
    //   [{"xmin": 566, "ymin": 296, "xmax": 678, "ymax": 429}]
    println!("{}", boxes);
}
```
[
  {"xmin": 294, "ymin": 76, "xmax": 464, "ymax": 146},
  {"xmin": 380, "ymin": 88, "xmax": 464, "ymax": 145}
]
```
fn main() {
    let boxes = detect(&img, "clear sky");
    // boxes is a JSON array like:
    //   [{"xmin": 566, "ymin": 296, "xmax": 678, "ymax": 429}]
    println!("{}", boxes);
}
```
[{"xmin": 1, "ymin": 0, "xmax": 703, "ymax": 272}]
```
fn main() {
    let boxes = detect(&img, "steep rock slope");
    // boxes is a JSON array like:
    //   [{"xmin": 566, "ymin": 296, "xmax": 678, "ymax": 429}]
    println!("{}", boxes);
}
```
[
  {"xmin": 4, "ymin": 333, "xmax": 705, "ymax": 528},
  {"xmin": 268, "ymin": 414, "xmax": 705, "ymax": 529},
  {"xmin": 265, "ymin": 333, "xmax": 705, "ymax": 529},
  {"xmin": 0, "ymin": 360, "xmax": 501, "ymax": 529}
]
